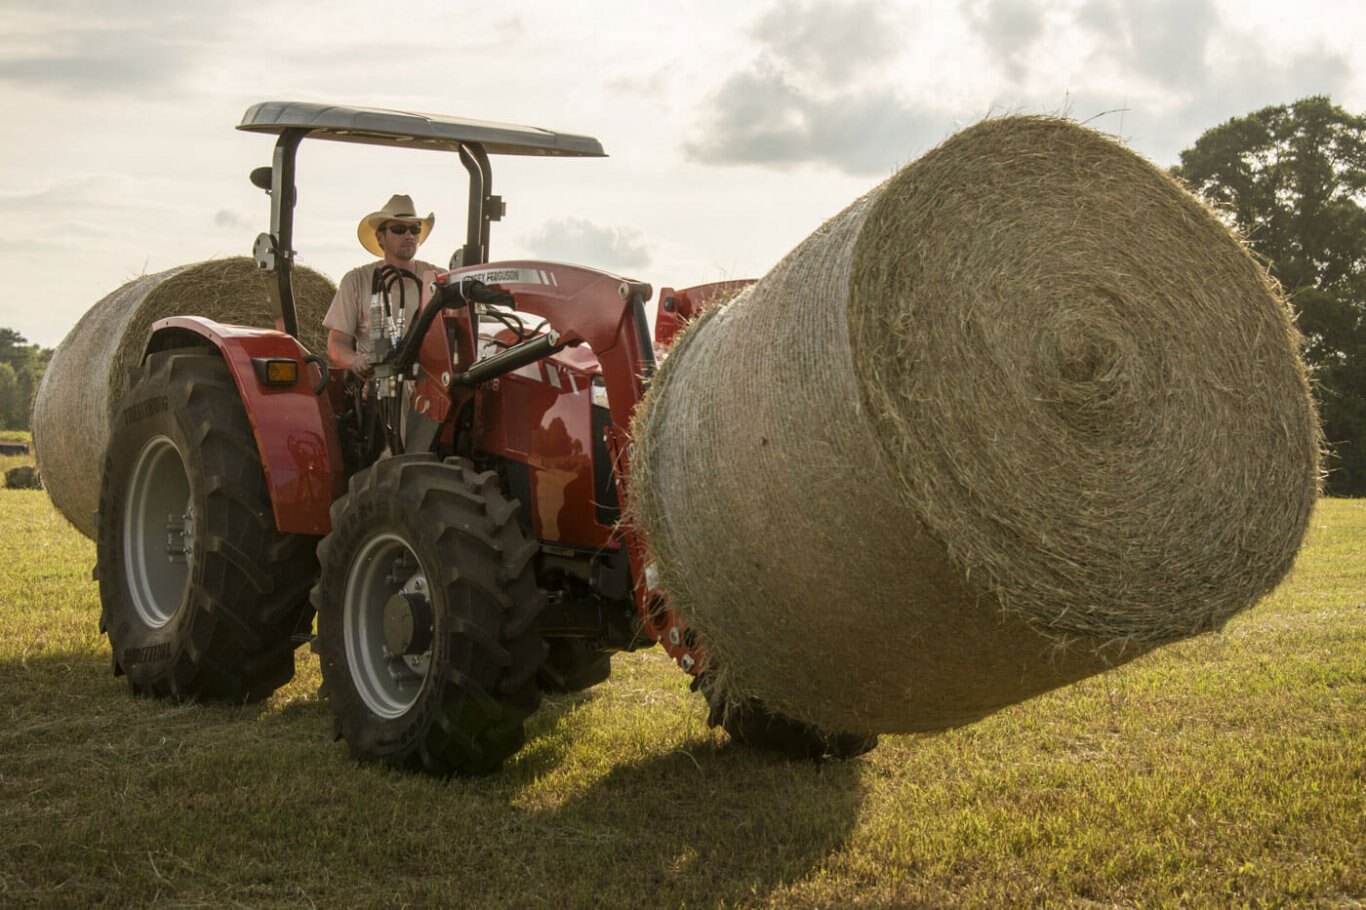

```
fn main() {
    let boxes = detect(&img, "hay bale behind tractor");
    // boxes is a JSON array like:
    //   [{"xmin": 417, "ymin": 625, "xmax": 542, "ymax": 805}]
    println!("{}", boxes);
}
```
[
  {"xmin": 631, "ymin": 117, "xmax": 1320, "ymax": 735},
  {"xmin": 5, "ymin": 465, "xmax": 42, "ymax": 490},
  {"xmin": 32, "ymin": 257, "xmax": 335, "ymax": 539}
]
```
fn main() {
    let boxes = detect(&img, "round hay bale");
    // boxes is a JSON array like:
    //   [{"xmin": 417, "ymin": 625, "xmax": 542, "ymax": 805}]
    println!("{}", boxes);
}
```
[
  {"xmin": 5, "ymin": 465, "xmax": 42, "ymax": 490},
  {"xmin": 32, "ymin": 257, "xmax": 335, "ymax": 539},
  {"xmin": 631, "ymin": 116, "xmax": 1319, "ymax": 735}
]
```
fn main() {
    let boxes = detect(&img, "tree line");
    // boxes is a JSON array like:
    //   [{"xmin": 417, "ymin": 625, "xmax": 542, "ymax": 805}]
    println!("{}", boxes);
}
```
[
  {"xmin": 1173, "ymin": 96, "xmax": 1366, "ymax": 496},
  {"xmin": 0, "ymin": 328, "xmax": 51, "ymax": 433},
  {"xmin": 2, "ymin": 96, "xmax": 1363, "ymax": 493}
]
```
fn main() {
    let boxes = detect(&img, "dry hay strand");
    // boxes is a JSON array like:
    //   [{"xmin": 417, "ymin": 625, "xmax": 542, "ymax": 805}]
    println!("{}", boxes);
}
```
[
  {"xmin": 32, "ymin": 257, "xmax": 335, "ymax": 538},
  {"xmin": 630, "ymin": 116, "xmax": 1319, "ymax": 736}
]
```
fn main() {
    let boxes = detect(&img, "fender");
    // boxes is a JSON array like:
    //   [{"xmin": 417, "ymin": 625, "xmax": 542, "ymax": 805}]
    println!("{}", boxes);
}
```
[{"xmin": 146, "ymin": 316, "xmax": 343, "ymax": 535}]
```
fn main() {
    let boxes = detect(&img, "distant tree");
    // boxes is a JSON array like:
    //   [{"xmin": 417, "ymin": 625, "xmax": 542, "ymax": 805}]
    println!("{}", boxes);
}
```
[
  {"xmin": 0, "ymin": 362, "xmax": 19, "ymax": 431},
  {"xmin": 0, "ymin": 329, "xmax": 53, "ymax": 432},
  {"xmin": 1173, "ymin": 96, "xmax": 1366, "ymax": 496},
  {"xmin": 0, "ymin": 328, "xmax": 25, "ymax": 361}
]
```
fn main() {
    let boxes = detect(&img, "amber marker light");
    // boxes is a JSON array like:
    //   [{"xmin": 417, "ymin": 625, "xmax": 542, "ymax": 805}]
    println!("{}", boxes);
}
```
[{"xmin": 252, "ymin": 357, "xmax": 299, "ymax": 387}]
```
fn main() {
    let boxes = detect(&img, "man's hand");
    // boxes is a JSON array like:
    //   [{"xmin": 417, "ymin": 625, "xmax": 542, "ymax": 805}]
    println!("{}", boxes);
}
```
[{"xmin": 327, "ymin": 329, "xmax": 373, "ymax": 379}]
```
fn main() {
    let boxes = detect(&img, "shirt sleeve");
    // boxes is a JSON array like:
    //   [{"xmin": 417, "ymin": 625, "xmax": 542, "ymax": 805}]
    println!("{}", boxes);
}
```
[{"xmin": 323, "ymin": 266, "xmax": 367, "ymax": 336}]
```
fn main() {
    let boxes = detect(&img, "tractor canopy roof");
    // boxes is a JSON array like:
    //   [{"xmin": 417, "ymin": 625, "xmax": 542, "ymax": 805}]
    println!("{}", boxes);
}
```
[{"xmin": 237, "ymin": 101, "xmax": 606, "ymax": 158}]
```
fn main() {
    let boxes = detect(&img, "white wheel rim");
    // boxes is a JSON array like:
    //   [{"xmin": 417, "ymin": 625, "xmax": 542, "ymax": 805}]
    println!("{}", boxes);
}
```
[
  {"xmin": 123, "ymin": 435, "xmax": 193, "ymax": 629},
  {"xmin": 343, "ymin": 533, "xmax": 432, "ymax": 718}
]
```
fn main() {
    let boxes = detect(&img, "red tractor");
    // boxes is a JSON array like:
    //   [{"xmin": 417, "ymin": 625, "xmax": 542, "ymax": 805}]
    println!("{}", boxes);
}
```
[{"xmin": 95, "ymin": 101, "xmax": 875, "ymax": 774}]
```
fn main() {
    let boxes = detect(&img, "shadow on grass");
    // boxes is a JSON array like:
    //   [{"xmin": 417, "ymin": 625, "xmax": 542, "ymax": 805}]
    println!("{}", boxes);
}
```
[
  {"xmin": 1, "ymin": 642, "xmax": 635, "ymax": 760},
  {"xmin": 499, "ymin": 691, "xmax": 868, "ymax": 907},
  {"xmin": 0, "ymin": 645, "xmax": 113, "ymax": 710},
  {"xmin": 3, "ymin": 649, "xmax": 866, "ymax": 909},
  {"xmin": 535, "ymin": 745, "xmax": 867, "ymax": 907}
]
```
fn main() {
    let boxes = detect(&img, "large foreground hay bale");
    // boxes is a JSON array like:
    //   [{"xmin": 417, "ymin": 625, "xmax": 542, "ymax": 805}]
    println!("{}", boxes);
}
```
[
  {"xmin": 632, "ymin": 117, "xmax": 1319, "ymax": 735},
  {"xmin": 32, "ymin": 257, "xmax": 335, "ymax": 539}
]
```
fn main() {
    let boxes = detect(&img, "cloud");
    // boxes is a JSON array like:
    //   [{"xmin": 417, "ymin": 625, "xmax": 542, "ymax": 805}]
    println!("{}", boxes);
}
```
[
  {"xmin": 0, "ymin": 8, "xmax": 221, "ymax": 96},
  {"xmin": 1077, "ymin": 0, "xmax": 1218, "ymax": 91},
  {"xmin": 0, "ymin": 173, "xmax": 136, "ymax": 212},
  {"xmin": 0, "ymin": 49, "xmax": 166, "ymax": 94},
  {"xmin": 684, "ymin": 0, "xmax": 935, "ymax": 175},
  {"xmin": 1076, "ymin": 12, "xmax": 1351, "ymax": 164},
  {"xmin": 950, "ymin": 0, "xmax": 1354, "ymax": 166},
  {"xmin": 684, "ymin": 62, "xmax": 939, "ymax": 174},
  {"xmin": 1160, "ymin": 47, "xmax": 1352, "ymax": 162},
  {"xmin": 522, "ymin": 217, "xmax": 652, "ymax": 271},
  {"xmin": 492, "ymin": 14, "xmax": 528, "ymax": 42},
  {"xmin": 213, "ymin": 209, "xmax": 252, "ymax": 230},
  {"xmin": 606, "ymin": 69, "xmax": 673, "ymax": 104},
  {"xmin": 685, "ymin": 64, "xmax": 812, "ymax": 168},
  {"xmin": 956, "ymin": 0, "xmax": 1222, "ymax": 98},
  {"xmin": 961, "ymin": 0, "xmax": 1047, "ymax": 83},
  {"xmin": 748, "ymin": 0, "xmax": 903, "ymax": 84}
]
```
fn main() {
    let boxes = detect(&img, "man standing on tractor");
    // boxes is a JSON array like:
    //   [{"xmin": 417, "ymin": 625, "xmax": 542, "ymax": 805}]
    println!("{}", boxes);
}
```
[{"xmin": 324, "ymin": 194, "xmax": 441, "ymax": 378}]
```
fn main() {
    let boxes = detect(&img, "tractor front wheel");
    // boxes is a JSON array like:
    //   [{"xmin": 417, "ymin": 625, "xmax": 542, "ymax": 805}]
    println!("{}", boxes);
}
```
[
  {"xmin": 313, "ymin": 456, "xmax": 546, "ymax": 775},
  {"xmin": 95, "ymin": 347, "xmax": 317, "ymax": 702}
]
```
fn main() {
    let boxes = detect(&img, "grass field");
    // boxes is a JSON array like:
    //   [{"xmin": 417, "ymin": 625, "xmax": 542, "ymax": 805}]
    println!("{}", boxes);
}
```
[
  {"xmin": 0, "ymin": 490, "xmax": 1361, "ymax": 909},
  {"xmin": 1, "ymin": 430, "xmax": 34, "ymax": 483}
]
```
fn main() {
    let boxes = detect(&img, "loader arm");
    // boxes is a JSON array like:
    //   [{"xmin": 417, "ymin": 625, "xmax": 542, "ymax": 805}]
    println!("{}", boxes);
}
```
[{"xmin": 425, "ymin": 261, "xmax": 707, "ymax": 676}]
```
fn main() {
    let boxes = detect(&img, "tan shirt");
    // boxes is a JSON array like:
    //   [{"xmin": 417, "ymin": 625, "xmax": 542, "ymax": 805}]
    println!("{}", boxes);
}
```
[{"xmin": 323, "ymin": 260, "xmax": 439, "ymax": 358}]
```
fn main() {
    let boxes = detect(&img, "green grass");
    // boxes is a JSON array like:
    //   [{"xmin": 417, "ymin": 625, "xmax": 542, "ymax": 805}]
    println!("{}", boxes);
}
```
[
  {"xmin": 1, "ymin": 494, "xmax": 1361, "ymax": 909},
  {"xmin": 1, "ymin": 430, "xmax": 35, "ymax": 480}
]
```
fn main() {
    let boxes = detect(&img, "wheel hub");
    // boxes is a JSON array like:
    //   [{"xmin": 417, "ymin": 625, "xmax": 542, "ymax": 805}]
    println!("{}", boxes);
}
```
[
  {"xmin": 383, "ymin": 591, "xmax": 434, "ymax": 656},
  {"xmin": 164, "ymin": 507, "xmax": 194, "ymax": 563},
  {"xmin": 343, "ymin": 534, "xmax": 435, "ymax": 718}
]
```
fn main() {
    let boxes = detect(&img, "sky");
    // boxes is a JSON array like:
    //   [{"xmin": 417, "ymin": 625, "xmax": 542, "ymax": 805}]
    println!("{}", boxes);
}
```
[{"xmin": 1, "ymin": 0, "xmax": 1363, "ymax": 349}]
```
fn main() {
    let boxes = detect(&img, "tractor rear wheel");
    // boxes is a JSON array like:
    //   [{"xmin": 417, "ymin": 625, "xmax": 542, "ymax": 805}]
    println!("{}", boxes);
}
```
[
  {"xmin": 313, "ymin": 455, "xmax": 546, "ymax": 775},
  {"xmin": 705, "ymin": 686, "xmax": 878, "ymax": 760},
  {"xmin": 95, "ymin": 347, "xmax": 317, "ymax": 702}
]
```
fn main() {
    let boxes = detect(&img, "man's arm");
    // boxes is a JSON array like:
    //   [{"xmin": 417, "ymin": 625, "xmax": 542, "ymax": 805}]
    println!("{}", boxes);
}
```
[
  {"xmin": 323, "ymin": 266, "xmax": 375, "ymax": 378},
  {"xmin": 327, "ymin": 329, "xmax": 372, "ymax": 378}
]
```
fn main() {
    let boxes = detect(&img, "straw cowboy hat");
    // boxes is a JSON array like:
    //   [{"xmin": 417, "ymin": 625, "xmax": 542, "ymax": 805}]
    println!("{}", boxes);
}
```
[{"xmin": 357, "ymin": 194, "xmax": 434, "ymax": 257}]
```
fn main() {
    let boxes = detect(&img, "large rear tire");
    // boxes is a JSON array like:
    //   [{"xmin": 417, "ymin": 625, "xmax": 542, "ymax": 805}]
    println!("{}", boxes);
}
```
[
  {"xmin": 313, "ymin": 456, "xmax": 546, "ymax": 775},
  {"xmin": 95, "ymin": 348, "xmax": 318, "ymax": 702}
]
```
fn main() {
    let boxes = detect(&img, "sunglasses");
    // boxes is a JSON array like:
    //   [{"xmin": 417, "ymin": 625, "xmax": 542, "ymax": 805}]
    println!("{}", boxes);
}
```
[{"xmin": 382, "ymin": 223, "xmax": 422, "ymax": 235}]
